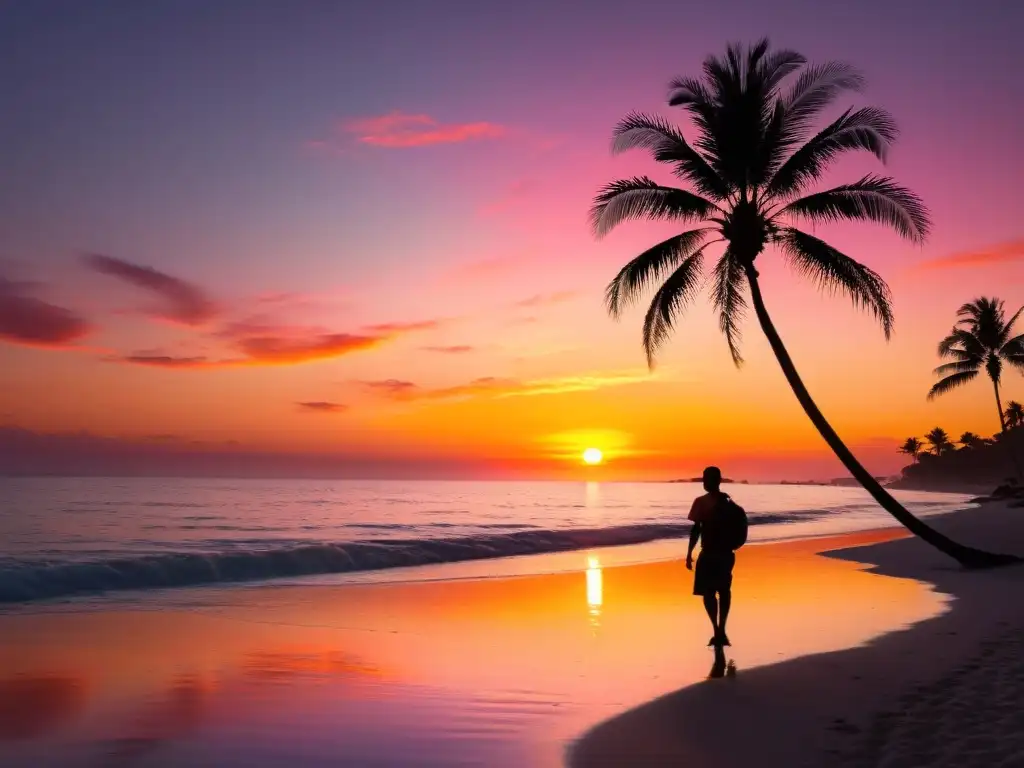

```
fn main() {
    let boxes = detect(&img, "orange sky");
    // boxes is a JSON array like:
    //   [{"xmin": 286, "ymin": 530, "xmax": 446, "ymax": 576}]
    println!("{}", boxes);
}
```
[{"xmin": 1, "ymin": 5, "xmax": 1023, "ymax": 480}]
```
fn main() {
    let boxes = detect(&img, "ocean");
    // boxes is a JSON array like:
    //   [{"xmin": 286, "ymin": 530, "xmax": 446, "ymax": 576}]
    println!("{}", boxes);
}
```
[{"xmin": 0, "ymin": 477, "xmax": 971, "ymax": 604}]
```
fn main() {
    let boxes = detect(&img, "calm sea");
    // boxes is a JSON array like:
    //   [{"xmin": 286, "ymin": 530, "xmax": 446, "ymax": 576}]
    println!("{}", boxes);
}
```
[{"xmin": 0, "ymin": 477, "xmax": 970, "ymax": 603}]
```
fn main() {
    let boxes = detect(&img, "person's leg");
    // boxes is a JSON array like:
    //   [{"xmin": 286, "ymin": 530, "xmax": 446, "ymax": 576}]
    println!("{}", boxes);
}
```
[
  {"xmin": 717, "ymin": 588, "xmax": 731, "ymax": 644},
  {"xmin": 702, "ymin": 593, "xmax": 719, "ymax": 641}
]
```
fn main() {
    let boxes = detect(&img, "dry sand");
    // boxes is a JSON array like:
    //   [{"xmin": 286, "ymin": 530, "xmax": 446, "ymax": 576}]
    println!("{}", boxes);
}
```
[{"xmin": 568, "ymin": 500, "xmax": 1024, "ymax": 768}]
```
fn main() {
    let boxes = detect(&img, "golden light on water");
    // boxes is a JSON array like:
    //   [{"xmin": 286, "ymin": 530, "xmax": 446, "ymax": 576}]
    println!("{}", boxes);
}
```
[
  {"xmin": 582, "ymin": 448, "xmax": 603, "ymax": 465},
  {"xmin": 586, "ymin": 555, "xmax": 603, "ymax": 627}
]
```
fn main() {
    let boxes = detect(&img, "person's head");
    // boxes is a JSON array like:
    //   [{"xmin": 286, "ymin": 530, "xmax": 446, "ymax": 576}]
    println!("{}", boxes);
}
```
[{"xmin": 702, "ymin": 466, "xmax": 722, "ymax": 493}]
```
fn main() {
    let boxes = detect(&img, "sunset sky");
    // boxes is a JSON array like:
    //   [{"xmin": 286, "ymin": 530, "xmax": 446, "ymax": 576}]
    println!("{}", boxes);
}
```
[{"xmin": 1, "ymin": 0, "xmax": 1022, "ymax": 480}]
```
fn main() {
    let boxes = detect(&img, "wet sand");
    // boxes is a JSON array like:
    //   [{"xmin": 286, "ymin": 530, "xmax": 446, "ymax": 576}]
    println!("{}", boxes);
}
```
[
  {"xmin": 0, "ymin": 526, "xmax": 957, "ymax": 767},
  {"xmin": 569, "ymin": 500, "xmax": 1024, "ymax": 768}
]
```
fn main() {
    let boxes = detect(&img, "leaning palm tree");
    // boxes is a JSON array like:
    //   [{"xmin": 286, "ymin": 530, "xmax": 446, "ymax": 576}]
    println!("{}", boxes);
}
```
[
  {"xmin": 958, "ymin": 431, "xmax": 985, "ymax": 450},
  {"xmin": 593, "ymin": 39, "xmax": 1016, "ymax": 567},
  {"xmin": 929, "ymin": 298, "xmax": 1024, "ymax": 432},
  {"xmin": 924, "ymin": 427, "xmax": 954, "ymax": 456},
  {"xmin": 1006, "ymin": 400, "xmax": 1024, "ymax": 429},
  {"xmin": 898, "ymin": 437, "xmax": 923, "ymax": 462}
]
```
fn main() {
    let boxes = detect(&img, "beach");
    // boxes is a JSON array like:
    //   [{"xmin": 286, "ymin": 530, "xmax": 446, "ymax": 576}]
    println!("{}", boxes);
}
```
[{"xmin": 1, "ymin": 499, "xmax": 1022, "ymax": 766}]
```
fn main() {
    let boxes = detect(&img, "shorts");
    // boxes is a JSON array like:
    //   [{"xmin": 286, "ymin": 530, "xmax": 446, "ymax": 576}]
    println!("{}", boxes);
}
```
[{"xmin": 693, "ymin": 550, "xmax": 735, "ymax": 596}]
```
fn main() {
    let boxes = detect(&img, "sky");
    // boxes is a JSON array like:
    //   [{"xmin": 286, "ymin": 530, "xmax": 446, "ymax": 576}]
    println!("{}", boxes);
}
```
[{"xmin": 1, "ymin": 0, "xmax": 1022, "ymax": 481}]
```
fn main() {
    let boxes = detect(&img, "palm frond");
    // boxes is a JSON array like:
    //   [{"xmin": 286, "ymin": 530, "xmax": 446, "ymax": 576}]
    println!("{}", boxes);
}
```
[
  {"xmin": 756, "ymin": 48, "xmax": 805, "ymax": 92},
  {"xmin": 1001, "ymin": 305, "xmax": 1024, "ymax": 342},
  {"xmin": 765, "ymin": 109, "xmax": 898, "ymax": 199},
  {"xmin": 782, "ymin": 62, "xmax": 864, "ymax": 137},
  {"xmin": 590, "ymin": 177, "xmax": 717, "ymax": 237},
  {"xmin": 711, "ymin": 249, "xmax": 748, "ymax": 366},
  {"xmin": 761, "ymin": 62, "xmax": 865, "ymax": 180},
  {"xmin": 779, "ymin": 174, "xmax": 930, "ymax": 242},
  {"xmin": 933, "ymin": 360, "xmax": 981, "ymax": 376},
  {"xmin": 938, "ymin": 328, "xmax": 985, "ymax": 359},
  {"xmin": 775, "ymin": 227, "xmax": 894, "ymax": 338},
  {"xmin": 610, "ymin": 113, "xmax": 730, "ymax": 199},
  {"xmin": 927, "ymin": 370, "xmax": 979, "ymax": 400},
  {"xmin": 641, "ymin": 245, "xmax": 710, "ymax": 367},
  {"xmin": 1002, "ymin": 333, "xmax": 1024, "ymax": 356},
  {"xmin": 1006, "ymin": 353, "xmax": 1024, "ymax": 373},
  {"xmin": 605, "ymin": 229, "xmax": 711, "ymax": 318}
]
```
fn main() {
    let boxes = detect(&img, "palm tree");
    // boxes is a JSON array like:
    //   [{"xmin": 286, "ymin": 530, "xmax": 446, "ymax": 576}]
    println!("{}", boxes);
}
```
[
  {"xmin": 1006, "ymin": 400, "xmax": 1024, "ymax": 429},
  {"xmin": 958, "ymin": 431, "xmax": 986, "ymax": 450},
  {"xmin": 925, "ymin": 427, "xmax": 954, "ymax": 456},
  {"xmin": 592, "ymin": 39, "xmax": 1016, "ymax": 567},
  {"xmin": 898, "ymin": 437, "xmax": 923, "ymax": 462},
  {"xmin": 929, "ymin": 298, "xmax": 1024, "ymax": 432}
]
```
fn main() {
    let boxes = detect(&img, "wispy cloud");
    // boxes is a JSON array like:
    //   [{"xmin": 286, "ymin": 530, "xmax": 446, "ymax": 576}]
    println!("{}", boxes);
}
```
[
  {"xmin": 340, "ymin": 111, "xmax": 506, "ymax": 149},
  {"xmin": 83, "ymin": 254, "xmax": 219, "ymax": 326},
  {"xmin": 0, "ymin": 278, "xmax": 92, "ymax": 348},
  {"xmin": 112, "ymin": 316, "xmax": 441, "ymax": 370},
  {"xmin": 421, "ymin": 344, "xmax": 474, "ymax": 354},
  {"xmin": 916, "ymin": 240, "xmax": 1024, "ymax": 270},
  {"xmin": 362, "ymin": 319, "xmax": 442, "ymax": 333},
  {"xmin": 296, "ymin": 401, "xmax": 348, "ymax": 413},
  {"xmin": 361, "ymin": 370, "xmax": 652, "ymax": 403},
  {"xmin": 513, "ymin": 291, "xmax": 577, "ymax": 308}
]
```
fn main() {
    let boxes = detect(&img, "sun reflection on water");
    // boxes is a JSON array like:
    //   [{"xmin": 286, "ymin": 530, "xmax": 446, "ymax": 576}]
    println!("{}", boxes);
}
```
[{"xmin": 585, "ymin": 555, "xmax": 602, "ymax": 628}]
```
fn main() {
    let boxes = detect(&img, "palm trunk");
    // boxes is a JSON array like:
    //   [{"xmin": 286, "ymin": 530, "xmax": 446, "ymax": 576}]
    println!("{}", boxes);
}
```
[
  {"xmin": 993, "ymin": 379, "xmax": 1023, "ymax": 480},
  {"xmin": 743, "ymin": 266, "xmax": 1018, "ymax": 568}
]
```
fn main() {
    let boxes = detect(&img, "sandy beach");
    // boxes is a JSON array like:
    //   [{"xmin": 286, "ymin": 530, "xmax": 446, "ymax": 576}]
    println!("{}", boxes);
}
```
[
  {"xmin": 570, "ymin": 500, "xmax": 1024, "ymax": 767},
  {"xmin": 1, "ymin": 501, "xmax": 1022, "ymax": 766}
]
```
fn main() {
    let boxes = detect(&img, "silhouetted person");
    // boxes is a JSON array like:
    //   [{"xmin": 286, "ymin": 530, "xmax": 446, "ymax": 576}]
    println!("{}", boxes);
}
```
[{"xmin": 686, "ymin": 466, "xmax": 739, "ymax": 647}]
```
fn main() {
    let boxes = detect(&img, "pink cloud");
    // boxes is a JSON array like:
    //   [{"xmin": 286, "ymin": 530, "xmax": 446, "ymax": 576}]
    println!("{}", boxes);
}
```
[
  {"xmin": 83, "ymin": 254, "xmax": 219, "ymax": 326},
  {"xmin": 513, "ymin": 291, "xmax": 577, "ymax": 308},
  {"xmin": 296, "ymin": 401, "xmax": 348, "ymax": 413},
  {"xmin": 112, "ymin": 317, "xmax": 440, "ymax": 370},
  {"xmin": 236, "ymin": 332, "xmax": 384, "ymax": 364},
  {"xmin": 362, "ymin": 319, "xmax": 442, "ymax": 333},
  {"xmin": 341, "ymin": 111, "xmax": 506, "ymax": 148},
  {"xmin": 362, "ymin": 371, "xmax": 650, "ymax": 402},
  {"xmin": 0, "ymin": 278, "xmax": 92, "ymax": 348},
  {"xmin": 917, "ymin": 240, "xmax": 1024, "ymax": 270},
  {"xmin": 421, "ymin": 345, "xmax": 474, "ymax": 354}
]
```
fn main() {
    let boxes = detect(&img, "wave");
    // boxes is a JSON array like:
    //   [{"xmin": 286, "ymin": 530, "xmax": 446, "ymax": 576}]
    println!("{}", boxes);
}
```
[{"xmin": 0, "ymin": 513, "xmax": 816, "ymax": 604}]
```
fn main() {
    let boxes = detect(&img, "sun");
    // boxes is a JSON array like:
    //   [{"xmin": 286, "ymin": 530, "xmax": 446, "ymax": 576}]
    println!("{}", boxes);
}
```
[{"xmin": 582, "ymin": 447, "xmax": 603, "ymax": 465}]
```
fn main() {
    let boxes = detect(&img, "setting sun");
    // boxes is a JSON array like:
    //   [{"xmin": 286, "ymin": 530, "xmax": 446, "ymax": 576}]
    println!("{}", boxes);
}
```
[{"xmin": 582, "ymin": 448, "xmax": 603, "ymax": 465}]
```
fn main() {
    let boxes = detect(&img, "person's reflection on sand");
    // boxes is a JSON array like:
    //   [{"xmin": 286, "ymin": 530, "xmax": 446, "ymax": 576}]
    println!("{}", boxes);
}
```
[
  {"xmin": 708, "ymin": 647, "xmax": 727, "ymax": 679},
  {"xmin": 708, "ymin": 647, "xmax": 738, "ymax": 680}
]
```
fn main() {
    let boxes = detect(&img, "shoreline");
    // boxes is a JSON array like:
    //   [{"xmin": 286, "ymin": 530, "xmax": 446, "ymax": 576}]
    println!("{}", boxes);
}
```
[{"xmin": 568, "ymin": 500, "xmax": 1024, "ymax": 767}]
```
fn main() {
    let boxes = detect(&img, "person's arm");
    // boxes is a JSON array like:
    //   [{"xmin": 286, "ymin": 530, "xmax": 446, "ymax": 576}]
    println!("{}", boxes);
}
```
[
  {"xmin": 686, "ymin": 498, "xmax": 702, "ymax": 570},
  {"xmin": 686, "ymin": 521, "xmax": 701, "ymax": 570}
]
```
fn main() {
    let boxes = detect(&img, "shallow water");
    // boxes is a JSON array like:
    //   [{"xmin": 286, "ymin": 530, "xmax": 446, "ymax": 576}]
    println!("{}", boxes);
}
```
[{"xmin": 0, "ymin": 478, "xmax": 969, "ymax": 603}]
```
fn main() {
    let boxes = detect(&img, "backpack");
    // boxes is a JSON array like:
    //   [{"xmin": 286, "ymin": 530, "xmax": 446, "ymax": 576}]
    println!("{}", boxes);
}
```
[{"xmin": 718, "ymin": 494, "xmax": 748, "ymax": 550}]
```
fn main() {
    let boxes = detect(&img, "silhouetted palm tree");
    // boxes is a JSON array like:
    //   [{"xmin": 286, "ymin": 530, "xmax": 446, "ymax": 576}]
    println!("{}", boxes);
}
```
[
  {"xmin": 925, "ymin": 427, "xmax": 954, "ymax": 456},
  {"xmin": 898, "ymin": 437, "xmax": 923, "ymax": 462},
  {"xmin": 592, "ymin": 39, "xmax": 1014, "ymax": 567},
  {"xmin": 958, "ymin": 431, "xmax": 986, "ymax": 450},
  {"xmin": 929, "ymin": 298, "xmax": 1024, "ymax": 432},
  {"xmin": 1006, "ymin": 400, "xmax": 1024, "ymax": 429}
]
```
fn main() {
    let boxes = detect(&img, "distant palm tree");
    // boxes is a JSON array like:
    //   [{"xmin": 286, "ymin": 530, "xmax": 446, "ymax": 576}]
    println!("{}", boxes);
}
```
[
  {"xmin": 1006, "ymin": 400, "xmax": 1024, "ymax": 429},
  {"xmin": 898, "ymin": 437, "xmax": 923, "ymax": 462},
  {"xmin": 592, "ymin": 39, "xmax": 1014, "ymax": 567},
  {"xmin": 929, "ymin": 298, "xmax": 1024, "ymax": 430},
  {"xmin": 925, "ymin": 427, "xmax": 954, "ymax": 456},
  {"xmin": 958, "ymin": 431, "xmax": 986, "ymax": 450}
]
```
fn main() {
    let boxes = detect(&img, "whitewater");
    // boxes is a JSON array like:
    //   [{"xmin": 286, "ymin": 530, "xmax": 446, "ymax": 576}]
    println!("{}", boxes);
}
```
[{"xmin": 0, "ymin": 477, "xmax": 971, "ymax": 603}]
